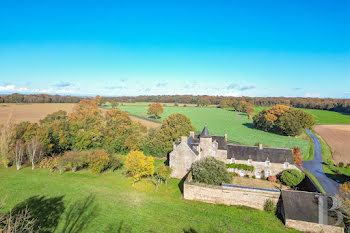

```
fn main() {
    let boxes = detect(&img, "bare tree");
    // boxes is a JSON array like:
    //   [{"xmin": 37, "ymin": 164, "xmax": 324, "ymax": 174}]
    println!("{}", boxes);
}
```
[
  {"xmin": 14, "ymin": 140, "xmax": 25, "ymax": 170},
  {"xmin": 0, "ymin": 111, "xmax": 14, "ymax": 168},
  {"xmin": 26, "ymin": 136, "xmax": 43, "ymax": 170}
]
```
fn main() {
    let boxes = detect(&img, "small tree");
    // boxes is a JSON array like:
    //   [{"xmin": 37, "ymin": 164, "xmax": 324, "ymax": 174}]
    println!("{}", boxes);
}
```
[
  {"xmin": 26, "ymin": 136, "xmax": 43, "ymax": 170},
  {"xmin": 110, "ymin": 100, "xmax": 119, "ymax": 109},
  {"xmin": 147, "ymin": 103, "xmax": 163, "ymax": 119},
  {"xmin": 280, "ymin": 169, "xmax": 305, "ymax": 187},
  {"xmin": 155, "ymin": 164, "xmax": 172, "ymax": 186},
  {"xmin": 245, "ymin": 105, "xmax": 255, "ymax": 119},
  {"xmin": 0, "ymin": 112, "xmax": 14, "ymax": 168},
  {"xmin": 292, "ymin": 147, "xmax": 303, "ymax": 169},
  {"xmin": 192, "ymin": 157, "xmax": 231, "ymax": 185},
  {"xmin": 124, "ymin": 151, "xmax": 154, "ymax": 186},
  {"xmin": 338, "ymin": 182, "xmax": 350, "ymax": 226},
  {"xmin": 93, "ymin": 95, "xmax": 104, "ymax": 106},
  {"xmin": 14, "ymin": 140, "xmax": 25, "ymax": 170}
]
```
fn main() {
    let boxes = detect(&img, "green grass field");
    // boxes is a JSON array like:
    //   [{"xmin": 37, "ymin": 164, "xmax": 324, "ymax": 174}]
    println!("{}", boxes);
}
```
[
  {"xmin": 255, "ymin": 107, "xmax": 350, "ymax": 124},
  {"xmin": 110, "ymin": 104, "xmax": 310, "ymax": 159},
  {"xmin": 0, "ymin": 165, "xmax": 298, "ymax": 233}
]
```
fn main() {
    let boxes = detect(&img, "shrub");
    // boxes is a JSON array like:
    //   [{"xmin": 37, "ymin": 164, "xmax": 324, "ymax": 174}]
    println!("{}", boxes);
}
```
[
  {"xmin": 264, "ymin": 199, "xmax": 276, "ymax": 214},
  {"xmin": 230, "ymin": 172, "xmax": 238, "ymax": 178},
  {"xmin": 244, "ymin": 174, "xmax": 249, "ymax": 178},
  {"xmin": 280, "ymin": 169, "xmax": 305, "ymax": 186},
  {"xmin": 88, "ymin": 150, "xmax": 110, "ymax": 174},
  {"xmin": 346, "ymin": 163, "xmax": 350, "ymax": 169},
  {"xmin": 268, "ymin": 176, "xmax": 277, "ymax": 183},
  {"xmin": 226, "ymin": 163, "xmax": 254, "ymax": 172},
  {"xmin": 38, "ymin": 157, "xmax": 57, "ymax": 172},
  {"xmin": 109, "ymin": 154, "xmax": 123, "ymax": 171},
  {"xmin": 192, "ymin": 157, "xmax": 231, "ymax": 185},
  {"xmin": 155, "ymin": 164, "xmax": 172, "ymax": 185},
  {"xmin": 124, "ymin": 151, "xmax": 154, "ymax": 185},
  {"xmin": 338, "ymin": 162, "xmax": 345, "ymax": 168},
  {"xmin": 174, "ymin": 103, "xmax": 179, "ymax": 106},
  {"xmin": 252, "ymin": 175, "xmax": 256, "ymax": 179},
  {"xmin": 62, "ymin": 150, "xmax": 88, "ymax": 172},
  {"xmin": 57, "ymin": 156, "xmax": 68, "ymax": 174}
]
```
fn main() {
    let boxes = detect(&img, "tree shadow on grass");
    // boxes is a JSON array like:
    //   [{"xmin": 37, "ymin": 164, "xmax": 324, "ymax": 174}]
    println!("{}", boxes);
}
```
[
  {"xmin": 242, "ymin": 123, "xmax": 255, "ymax": 129},
  {"xmin": 12, "ymin": 195, "xmax": 65, "ymax": 233},
  {"xmin": 61, "ymin": 194, "xmax": 99, "ymax": 233},
  {"xmin": 103, "ymin": 220, "xmax": 132, "ymax": 233}
]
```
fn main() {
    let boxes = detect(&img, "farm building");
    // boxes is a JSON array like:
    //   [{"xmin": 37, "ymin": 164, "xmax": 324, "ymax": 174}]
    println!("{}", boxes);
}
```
[{"xmin": 169, "ymin": 125, "xmax": 297, "ymax": 178}]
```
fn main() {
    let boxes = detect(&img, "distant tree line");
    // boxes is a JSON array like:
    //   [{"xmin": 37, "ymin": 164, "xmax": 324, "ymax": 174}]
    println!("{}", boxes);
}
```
[
  {"xmin": 0, "ymin": 93, "xmax": 82, "ymax": 103},
  {"xmin": 111, "ymin": 95, "xmax": 350, "ymax": 113}
]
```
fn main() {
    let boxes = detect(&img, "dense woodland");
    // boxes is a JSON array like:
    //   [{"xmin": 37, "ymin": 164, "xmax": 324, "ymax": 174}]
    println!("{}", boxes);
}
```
[{"xmin": 1, "ymin": 93, "xmax": 350, "ymax": 113}]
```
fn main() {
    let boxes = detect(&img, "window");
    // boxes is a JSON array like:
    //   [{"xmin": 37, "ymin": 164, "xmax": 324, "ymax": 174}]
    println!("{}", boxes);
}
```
[
  {"xmin": 284, "ymin": 162, "xmax": 289, "ymax": 168},
  {"xmin": 265, "ymin": 170, "xmax": 271, "ymax": 177},
  {"xmin": 212, "ymin": 142, "xmax": 217, "ymax": 148},
  {"xmin": 239, "ymin": 170, "xmax": 245, "ymax": 177},
  {"xmin": 212, "ymin": 150, "xmax": 216, "ymax": 156},
  {"xmin": 265, "ymin": 160, "xmax": 270, "ymax": 166},
  {"xmin": 230, "ymin": 158, "xmax": 235, "ymax": 164},
  {"xmin": 255, "ymin": 172, "xmax": 261, "ymax": 179},
  {"xmin": 248, "ymin": 159, "xmax": 252, "ymax": 165}
]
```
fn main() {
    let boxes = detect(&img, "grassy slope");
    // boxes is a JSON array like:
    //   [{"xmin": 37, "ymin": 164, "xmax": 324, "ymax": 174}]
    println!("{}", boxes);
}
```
[
  {"xmin": 0, "ymin": 166, "xmax": 298, "ymax": 233},
  {"xmin": 115, "ymin": 105, "xmax": 310, "ymax": 159},
  {"xmin": 255, "ymin": 107, "xmax": 350, "ymax": 124}
]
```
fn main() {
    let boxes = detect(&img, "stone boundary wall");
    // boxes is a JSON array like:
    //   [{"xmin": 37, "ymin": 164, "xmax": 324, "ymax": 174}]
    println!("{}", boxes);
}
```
[{"xmin": 183, "ymin": 181, "xmax": 280, "ymax": 210}]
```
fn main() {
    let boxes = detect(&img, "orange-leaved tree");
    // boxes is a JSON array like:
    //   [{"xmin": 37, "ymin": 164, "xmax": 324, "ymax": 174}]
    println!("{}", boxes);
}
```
[
  {"xmin": 124, "ymin": 151, "xmax": 154, "ymax": 186},
  {"xmin": 292, "ymin": 147, "xmax": 303, "ymax": 169},
  {"xmin": 147, "ymin": 103, "xmax": 163, "ymax": 119}
]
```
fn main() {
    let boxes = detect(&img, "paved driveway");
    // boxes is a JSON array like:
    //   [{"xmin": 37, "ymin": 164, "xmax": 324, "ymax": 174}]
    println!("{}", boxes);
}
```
[{"xmin": 302, "ymin": 129, "xmax": 339, "ymax": 195}]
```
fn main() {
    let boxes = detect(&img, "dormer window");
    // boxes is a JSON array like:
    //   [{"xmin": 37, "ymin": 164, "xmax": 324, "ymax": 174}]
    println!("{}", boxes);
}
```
[
  {"xmin": 230, "ymin": 158, "xmax": 235, "ymax": 164},
  {"xmin": 212, "ymin": 142, "xmax": 217, "ymax": 148},
  {"xmin": 284, "ymin": 162, "xmax": 289, "ymax": 168},
  {"xmin": 265, "ymin": 160, "xmax": 270, "ymax": 166},
  {"xmin": 248, "ymin": 159, "xmax": 252, "ymax": 165}
]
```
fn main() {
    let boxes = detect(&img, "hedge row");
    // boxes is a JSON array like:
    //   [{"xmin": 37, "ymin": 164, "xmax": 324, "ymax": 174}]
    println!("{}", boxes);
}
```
[{"xmin": 226, "ymin": 163, "xmax": 254, "ymax": 172}]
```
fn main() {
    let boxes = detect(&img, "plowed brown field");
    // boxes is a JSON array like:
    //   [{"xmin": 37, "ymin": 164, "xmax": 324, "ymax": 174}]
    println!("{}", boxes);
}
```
[
  {"xmin": 314, "ymin": 125, "xmax": 350, "ymax": 164},
  {"xmin": 0, "ymin": 103, "xmax": 159, "ymax": 129}
]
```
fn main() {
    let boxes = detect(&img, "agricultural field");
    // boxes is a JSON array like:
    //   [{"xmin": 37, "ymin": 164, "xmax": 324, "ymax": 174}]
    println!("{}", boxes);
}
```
[
  {"xmin": 314, "ymin": 125, "xmax": 350, "ymax": 164},
  {"xmin": 0, "ymin": 103, "xmax": 75, "ymax": 124},
  {"xmin": 110, "ymin": 103, "xmax": 311, "ymax": 159},
  {"xmin": 255, "ymin": 106, "xmax": 350, "ymax": 124},
  {"xmin": 0, "ymin": 165, "xmax": 298, "ymax": 233}
]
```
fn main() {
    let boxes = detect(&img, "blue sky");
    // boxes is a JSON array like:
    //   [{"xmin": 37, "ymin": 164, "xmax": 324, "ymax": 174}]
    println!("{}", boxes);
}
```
[{"xmin": 0, "ymin": 1, "xmax": 349, "ymax": 97}]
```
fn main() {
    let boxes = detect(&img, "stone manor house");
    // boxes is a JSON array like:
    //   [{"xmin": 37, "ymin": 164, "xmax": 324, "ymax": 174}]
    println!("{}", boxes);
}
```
[{"xmin": 169, "ymin": 125, "xmax": 297, "ymax": 179}]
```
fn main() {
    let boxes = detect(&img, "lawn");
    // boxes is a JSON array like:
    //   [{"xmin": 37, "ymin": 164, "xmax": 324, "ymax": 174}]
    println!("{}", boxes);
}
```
[
  {"xmin": 109, "ymin": 104, "xmax": 310, "ymax": 159},
  {"xmin": 0, "ymin": 165, "xmax": 298, "ymax": 233},
  {"xmin": 255, "ymin": 106, "xmax": 350, "ymax": 124}
]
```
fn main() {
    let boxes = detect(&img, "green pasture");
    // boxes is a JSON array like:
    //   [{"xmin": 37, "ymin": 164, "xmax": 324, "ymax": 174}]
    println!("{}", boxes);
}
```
[
  {"xmin": 106, "ymin": 104, "xmax": 311, "ymax": 159},
  {"xmin": 254, "ymin": 106, "xmax": 350, "ymax": 124},
  {"xmin": 0, "ymin": 165, "xmax": 298, "ymax": 233}
]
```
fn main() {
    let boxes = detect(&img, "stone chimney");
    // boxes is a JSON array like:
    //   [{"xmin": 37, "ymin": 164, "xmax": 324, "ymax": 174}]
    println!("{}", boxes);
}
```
[
  {"xmin": 181, "ymin": 136, "xmax": 188, "ymax": 144},
  {"xmin": 190, "ymin": 131, "xmax": 195, "ymax": 138},
  {"xmin": 259, "ymin": 143, "xmax": 263, "ymax": 150},
  {"xmin": 224, "ymin": 133, "xmax": 227, "ymax": 141}
]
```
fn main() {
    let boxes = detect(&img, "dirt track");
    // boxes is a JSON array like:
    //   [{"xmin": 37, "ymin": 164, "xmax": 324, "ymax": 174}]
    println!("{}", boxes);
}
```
[{"xmin": 314, "ymin": 125, "xmax": 350, "ymax": 164}]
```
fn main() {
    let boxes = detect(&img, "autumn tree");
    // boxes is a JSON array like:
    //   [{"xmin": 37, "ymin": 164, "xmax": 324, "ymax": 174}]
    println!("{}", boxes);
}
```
[
  {"xmin": 292, "ymin": 147, "xmax": 303, "ymax": 169},
  {"xmin": 93, "ymin": 95, "xmax": 104, "ymax": 106},
  {"xmin": 338, "ymin": 182, "xmax": 350, "ymax": 225},
  {"xmin": 244, "ymin": 104, "xmax": 255, "ymax": 119},
  {"xmin": 198, "ymin": 97, "xmax": 210, "ymax": 107},
  {"xmin": 124, "ymin": 151, "xmax": 154, "ymax": 186},
  {"xmin": 0, "ymin": 112, "xmax": 14, "ymax": 168},
  {"xmin": 14, "ymin": 140, "xmax": 25, "ymax": 170},
  {"xmin": 110, "ymin": 100, "xmax": 119, "ymax": 109},
  {"xmin": 147, "ymin": 103, "xmax": 163, "ymax": 119},
  {"xmin": 27, "ymin": 136, "xmax": 43, "ymax": 170}
]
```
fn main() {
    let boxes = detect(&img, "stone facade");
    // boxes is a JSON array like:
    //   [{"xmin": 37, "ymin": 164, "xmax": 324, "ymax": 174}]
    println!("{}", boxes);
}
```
[
  {"xmin": 169, "ymin": 125, "xmax": 295, "ymax": 178},
  {"xmin": 183, "ymin": 179, "xmax": 280, "ymax": 210}
]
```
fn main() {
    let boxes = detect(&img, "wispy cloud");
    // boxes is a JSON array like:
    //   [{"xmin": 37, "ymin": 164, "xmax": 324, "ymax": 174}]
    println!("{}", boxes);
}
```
[
  {"xmin": 293, "ymin": 87, "xmax": 303, "ymax": 91},
  {"xmin": 54, "ymin": 81, "xmax": 72, "ymax": 88},
  {"xmin": 226, "ymin": 83, "xmax": 255, "ymax": 91},
  {"xmin": 156, "ymin": 82, "xmax": 168, "ymax": 87},
  {"xmin": 0, "ymin": 84, "xmax": 74, "ymax": 95},
  {"xmin": 105, "ymin": 86, "xmax": 126, "ymax": 90}
]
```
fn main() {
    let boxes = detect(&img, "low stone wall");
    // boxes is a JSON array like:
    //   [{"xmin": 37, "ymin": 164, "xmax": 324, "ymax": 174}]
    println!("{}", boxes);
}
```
[
  {"xmin": 183, "ymin": 181, "xmax": 280, "ymax": 210},
  {"xmin": 285, "ymin": 219, "xmax": 344, "ymax": 233}
]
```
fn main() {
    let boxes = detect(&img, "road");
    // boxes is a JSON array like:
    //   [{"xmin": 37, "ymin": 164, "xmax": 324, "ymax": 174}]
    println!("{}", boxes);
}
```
[{"xmin": 302, "ymin": 129, "xmax": 339, "ymax": 195}]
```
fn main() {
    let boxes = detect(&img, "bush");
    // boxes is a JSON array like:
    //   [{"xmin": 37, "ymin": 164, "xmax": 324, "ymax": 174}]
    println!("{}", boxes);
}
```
[
  {"xmin": 264, "ymin": 199, "xmax": 276, "ymax": 214},
  {"xmin": 192, "ymin": 157, "xmax": 231, "ymax": 185},
  {"xmin": 338, "ymin": 162, "xmax": 345, "ymax": 168},
  {"xmin": 124, "ymin": 151, "xmax": 154, "ymax": 185},
  {"xmin": 244, "ymin": 174, "xmax": 249, "ymax": 178},
  {"xmin": 226, "ymin": 163, "xmax": 254, "ymax": 172},
  {"xmin": 280, "ymin": 169, "xmax": 305, "ymax": 186},
  {"xmin": 230, "ymin": 172, "xmax": 239, "ymax": 178},
  {"xmin": 109, "ymin": 154, "xmax": 123, "ymax": 171},
  {"xmin": 62, "ymin": 150, "xmax": 88, "ymax": 172},
  {"xmin": 268, "ymin": 176, "xmax": 277, "ymax": 183},
  {"xmin": 38, "ymin": 157, "xmax": 58, "ymax": 172},
  {"xmin": 57, "ymin": 156, "xmax": 68, "ymax": 174},
  {"xmin": 346, "ymin": 163, "xmax": 350, "ymax": 169},
  {"xmin": 88, "ymin": 150, "xmax": 110, "ymax": 174}
]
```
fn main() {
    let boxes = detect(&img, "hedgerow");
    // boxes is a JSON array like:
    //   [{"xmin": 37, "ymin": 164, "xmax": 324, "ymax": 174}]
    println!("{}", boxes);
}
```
[{"xmin": 226, "ymin": 163, "xmax": 254, "ymax": 172}]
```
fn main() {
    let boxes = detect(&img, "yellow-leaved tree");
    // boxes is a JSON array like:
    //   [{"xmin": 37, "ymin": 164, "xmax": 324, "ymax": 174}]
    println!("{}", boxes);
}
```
[{"xmin": 125, "ymin": 151, "xmax": 154, "ymax": 186}]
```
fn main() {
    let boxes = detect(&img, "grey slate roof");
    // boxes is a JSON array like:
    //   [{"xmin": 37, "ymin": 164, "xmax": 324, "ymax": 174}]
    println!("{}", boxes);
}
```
[
  {"xmin": 200, "ymin": 125, "xmax": 211, "ymax": 138},
  {"xmin": 212, "ymin": 136, "xmax": 227, "ymax": 150},
  {"xmin": 227, "ymin": 145, "xmax": 294, "ymax": 164}
]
